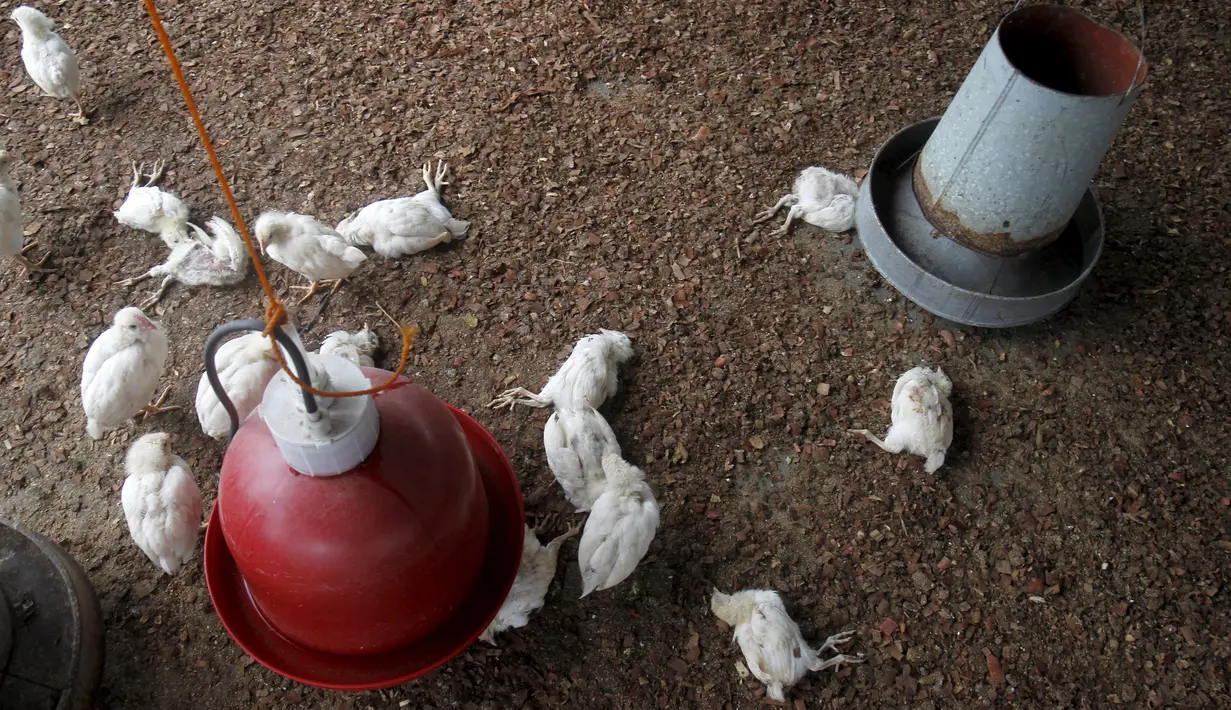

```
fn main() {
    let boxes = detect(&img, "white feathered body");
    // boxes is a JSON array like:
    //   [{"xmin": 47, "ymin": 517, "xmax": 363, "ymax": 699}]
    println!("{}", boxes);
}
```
[
  {"xmin": 80, "ymin": 308, "xmax": 168, "ymax": 439},
  {"xmin": 121, "ymin": 433, "xmax": 202, "ymax": 575},
  {"xmin": 793, "ymin": 167, "xmax": 858, "ymax": 232},
  {"xmin": 195, "ymin": 333, "xmax": 279, "ymax": 440},
  {"xmin": 541, "ymin": 330, "xmax": 635, "ymax": 410},
  {"xmin": 479, "ymin": 523, "xmax": 577, "ymax": 644},
  {"xmin": 710, "ymin": 589, "xmax": 826, "ymax": 702},
  {"xmin": 12, "ymin": 7, "xmax": 79, "ymax": 101},
  {"xmin": 0, "ymin": 153, "xmax": 21, "ymax": 259},
  {"xmin": 544, "ymin": 407, "xmax": 621, "ymax": 512},
  {"xmin": 318, "ymin": 327, "xmax": 379, "ymax": 367},
  {"xmin": 886, "ymin": 366, "xmax": 953, "ymax": 472},
  {"xmin": 578, "ymin": 454, "xmax": 659, "ymax": 596},
  {"xmin": 256, "ymin": 211, "xmax": 366, "ymax": 282},
  {"xmin": 113, "ymin": 186, "xmax": 191, "ymax": 246},
  {"xmin": 337, "ymin": 189, "xmax": 469, "ymax": 259}
]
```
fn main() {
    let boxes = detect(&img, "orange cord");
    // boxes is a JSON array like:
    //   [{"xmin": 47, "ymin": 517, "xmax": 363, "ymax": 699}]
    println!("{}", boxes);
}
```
[{"xmin": 143, "ymin": 0, "xmax": 416, "ymax": 397}]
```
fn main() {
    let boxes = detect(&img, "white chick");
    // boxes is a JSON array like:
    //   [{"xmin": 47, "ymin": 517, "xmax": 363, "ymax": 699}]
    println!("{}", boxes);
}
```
[
  {"xmin": 116, "ymin": 216, "xmax": 249, "ymax": 308},
  {"xmin": 544, "ymin": 406, "xmax": 621, "ymax": 512},
  {"xmin": 490, "ymin": 330, "xmax": 634, "ymax": 411},
  {"xmin": 710, "ymin": 588, "xmax": 862, "ymax": 703},
  {"xmin": 113, "ymin": 162, "xmax": 192, "ymax": 248},
  {"xmin": 121, "ymin": 433, "xmax": 203, "ymax": 575},
  {"xmin": 1, "ymin": 150, "xmax": 52, "ymax": 276},
  {"xmin": 578, "ymin": 453, "xmax": 659, "ymax": 596},
  {"xmin": 254, "ymin": 211, "xmax": 367, "ymax": 304},
  {"xmin": 848, "ymin": 366, "xmax": 953, "ymax": 473},
  {"xmin": 479, "ymin": 523, "xmax": 580, "ymax": 644},
  {"xmin": 318, "ymin": 326, "xmax": 380, "ymax": 367},
  {"xmin": 195, "ymin": 332, "xmax": 279, "ymax": 440},
  {"xmin": 11, "ymin": 6, "xmax": 85, "ymax": 124},
  {"xmin": 80, "ymin": 306, "xmax": 174, "ymax": 440},
  {"xmin": 754, "ymin": 166, "xmax": 858, "ymax": 235},
  {"xmin": 337, "ymin": 161, "xmax": 470, "ymax": 258}
]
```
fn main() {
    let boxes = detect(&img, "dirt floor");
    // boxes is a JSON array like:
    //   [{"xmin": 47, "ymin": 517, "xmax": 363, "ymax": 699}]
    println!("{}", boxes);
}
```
[{"xmin": 1, "ymin": 0, "xmax": 1229, "ymax": 707}]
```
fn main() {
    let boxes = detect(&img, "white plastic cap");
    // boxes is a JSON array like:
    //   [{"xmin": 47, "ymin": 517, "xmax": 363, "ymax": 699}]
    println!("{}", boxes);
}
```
[{"xmin": 259, "ymin": 352, "xmax": 379, "ymax": 476}]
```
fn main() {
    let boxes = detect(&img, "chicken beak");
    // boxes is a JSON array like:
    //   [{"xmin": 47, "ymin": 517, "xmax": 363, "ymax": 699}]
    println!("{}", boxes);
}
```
[{"xmin": 258, "ymin": 240, "xmax": 266, "ymax": 257}]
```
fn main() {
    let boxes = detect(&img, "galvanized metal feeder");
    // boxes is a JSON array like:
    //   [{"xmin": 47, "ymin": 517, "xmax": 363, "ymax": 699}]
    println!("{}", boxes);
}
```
[{"xmin": 856, "ymin": 4, "xmax": 1146, "ymax": 327}]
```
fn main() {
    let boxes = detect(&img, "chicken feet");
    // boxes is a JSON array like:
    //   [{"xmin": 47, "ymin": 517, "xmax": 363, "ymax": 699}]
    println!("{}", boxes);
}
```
[
  {"xmin": 68, "ymin": 96, "xmax": 89, "ymax": 125},
  {"xmin": 290, "ymin": 278, "xmax": 344, "ymax": 306},
  {"xmin": 140, "ymin": 386, "xmax": 180, "ymax": 418},
  {"xmin": 488, "ymin": 386, "xmax": 552, "ymax": 411},
  {"xmin": 129, "ymin": 160, "xmax": 166, "ymax": 189},
  {"xmin": 422, "ymin": 161, "xmax": 451, "ymax": 197},
  {"xmin": 816, "ymin": 629, "xmax": 858, "ymax": 656},
  {"xmin": 752, "ymin": 193, "xmax": 802, "ymax": 234}
]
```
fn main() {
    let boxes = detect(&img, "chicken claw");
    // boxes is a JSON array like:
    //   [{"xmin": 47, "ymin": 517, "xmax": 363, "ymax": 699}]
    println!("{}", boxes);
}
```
[
  {"xmin": 752, "ymin": 194, "xmax": 797, "ymax": 225},
  {"xmin": 10, "ymin": 243, "xmax": 54, "ymax": 275},
  {"xmin": 813, "ymin": 653, "xmax": 864, "ymax": 673},
  {"xmin": 69, "ymin": 97, "xmax": 89, "ymax": 125},
  {"xmin": 140, "ymin": 385, "xmax": 180, "ymax": 418},
  {"xmin": 129, "ymin": 160, "xmax": 165, "ymax": 189},
  {"xmin": 422, "ymin": 161, "xmax": 450, "ymax": 196},
  {"xmin": 488, "ymin": 387, "xmax": 551, "ymax": 411},
  {"xmin": 816, "ymin": 629, "xmax": 857, "ymax": 655}
]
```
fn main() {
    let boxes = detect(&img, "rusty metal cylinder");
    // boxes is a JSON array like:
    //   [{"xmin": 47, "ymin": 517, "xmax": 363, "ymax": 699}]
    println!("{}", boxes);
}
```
[{"xmin": 914, "ymin": 4, "xmax": 1146, "ymax": 256}]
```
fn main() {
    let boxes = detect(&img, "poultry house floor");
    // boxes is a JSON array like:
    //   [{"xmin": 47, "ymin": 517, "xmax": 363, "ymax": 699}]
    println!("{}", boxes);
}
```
[{"xmin": 1, "ymin": 0, "xmax": 1229, "ymax": 707}]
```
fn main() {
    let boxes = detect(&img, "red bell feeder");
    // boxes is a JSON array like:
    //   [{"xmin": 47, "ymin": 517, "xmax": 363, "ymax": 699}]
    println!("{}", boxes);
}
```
[{"xmin": 200, "ymin": 319, "xmax": 524, "ymax": 690}]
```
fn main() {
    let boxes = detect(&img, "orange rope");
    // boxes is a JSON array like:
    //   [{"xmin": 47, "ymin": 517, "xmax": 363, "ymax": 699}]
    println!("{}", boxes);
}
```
[{"xmin": 142, "ymin": 0, "xmax": 416, "ymax": 397}]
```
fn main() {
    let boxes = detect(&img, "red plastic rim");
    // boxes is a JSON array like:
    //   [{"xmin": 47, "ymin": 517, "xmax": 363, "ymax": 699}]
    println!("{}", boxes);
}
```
[{"xmin": 204, "ymin": 405, "xmax": 524, "ymax": 690}]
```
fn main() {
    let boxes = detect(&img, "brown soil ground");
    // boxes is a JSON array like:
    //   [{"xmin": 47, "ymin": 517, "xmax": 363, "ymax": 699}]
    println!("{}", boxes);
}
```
[{"xmin": 1, "ymin": 0, "xmax": 1228, "ymax": 708}]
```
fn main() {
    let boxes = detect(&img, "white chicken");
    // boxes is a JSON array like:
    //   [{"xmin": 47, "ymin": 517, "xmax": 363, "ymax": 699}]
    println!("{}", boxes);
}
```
[
  {"xmin": 479, "ymin": 523, "xmax": 580, "ymax": 644},
  {"xmin": 337, "ymin": 161, "xmax": 470, "ymax": 258},
  {"xmin": 753, "ymin": 166, "xmax": 858, "ymax": 235},
  {"xmin": 318, "ymin": 326, "xmax": 380, "ymax": 367},
  {"xmin": 848, "ymin": 366, "xmax": 953, "ymax": 473},
  {"xmin": 1, "ymin": 150, "xmax": 52, "ymax": 276},
  {"xmin": 254, "ymin": 211, "xmax": 367, "ymax": 304},
  {"xmin": 116, "ymin": 216, "xmax": 249, "ymax": 308},
  {"xmin": 195, "ymin": 332, "xmax": 280, "ymax": 440},
  {"xmin": 80, "ymin": 306, "xmax": 174, "ymax": 440},
  {"xmin": 113, "ymin": 162, "xmax": 192, "ymax": 247},
  {"xmin": 11, "ymin": 6, "xmax": 85, "ymax": 124},
  {"xmin": 578, "ymin": 453, "xmax": 659, "ymax": 596},
  {"xmin": 544, "ymin": 406, "xmax": 621, "ymax": 512},
  {"xmin": 490, "ymin": 330, "xmax": 634, "ymax": 411},
  {"xmin": 121, "ymin": 433, "xmax": 203, "ymax": 576},
  {"xmin": 710, "ymin": 588, "xmax": 862, "ymax": 703}
]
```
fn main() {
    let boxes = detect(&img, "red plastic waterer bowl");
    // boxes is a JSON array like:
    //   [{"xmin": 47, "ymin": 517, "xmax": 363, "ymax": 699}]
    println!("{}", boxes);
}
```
[{"xmin": 208, "ymin": 359, "xmax": 524, "ymax": 688}]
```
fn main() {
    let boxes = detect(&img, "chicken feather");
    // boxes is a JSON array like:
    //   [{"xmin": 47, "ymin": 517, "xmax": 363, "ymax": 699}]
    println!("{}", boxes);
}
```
[
  {"xmin": 337, "ymin": 161, "xmax": 469, "ymax": 258},
  {"xmin": 578, "ymin": 454, "xmax": 659, "ymax": 596},
  {"xmin": 81, "ymin": 307, "xmax": 171, "ymax": 439},
  {"xmin": 11, "ymin": 6, "xmax": 84, "ymax": 122},
  {"xmin": 711, "ymin": 588, "xmax": 862, "ymax": 702},
  {"xmin": 479, "ymin": 523, "xmax": 580, "ymax": 644},
  {"xmin": 754, "ymin": 166, "xmax": 858, "ymax": 235},
  {"xmin": 544, "ymin": 407, "xmax": 621, "ymax": 512},
  {"xmin": 195, "ymin": 333, "xmax": 279, "ymax": 440},
  {"xmin": 848, "ymin": 366, "xmax": 953, "ymax": 473},
  {"xmin": 122, "ymin": 433, "xmax": 203, "ymax": 575},
  {"xmin": 490, "ymin": 329, "xmax": 634, "ymax": 411}
]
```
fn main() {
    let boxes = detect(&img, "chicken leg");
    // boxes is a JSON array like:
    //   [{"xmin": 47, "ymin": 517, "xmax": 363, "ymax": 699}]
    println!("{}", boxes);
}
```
[
  {"xmin": 140, "ymin": 386, "xmax": 180, "ymax": 418},
  {"xmin": 810, "ymin": 652, "xmax": 864, "ymax": 673},
  {"xmin": 68, "ymin": 95, "xmax": 89, "ymax": 125},
  {"xmin": 752, "ymin": 193, "xmax": 798, "ymax": 225},
  {"xmin": 488, "ymin": 386, "xmax": 552, "ymax": 410},
  {"xmin": 816, "ymin": 630, "xmax": 857, "ymax": 656},
  {"xmin": 846, "ymin": 428, "xmax": 904, "ymax": 454},
  {"xmin": 130, "ymin": 160, "xmax": 165, "ymax": 189},
  {"xmin": 290, "ymin": 278, "xmax": 344, "ymax": 306},
  {"xmin": 422, "ymin": 161, "xmax": 451, "ymax": 198}
]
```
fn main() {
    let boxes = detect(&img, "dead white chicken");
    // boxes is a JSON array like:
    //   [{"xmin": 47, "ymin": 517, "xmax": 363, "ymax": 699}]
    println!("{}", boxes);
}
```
[
  {"xmin": 318, "ymin": 326, "xmax": 380, "ymax": 367},
  {"xmin": 0, "ymin": 150, "xmax": 53, "ymax": 276},
  {"xmin": 578, "ymin": 453, "xmax": 659, "ymax": 596},
  {"xmin": 80, "ymin": 306, "xmax": 174, "ymax": 440},
  {"xmin": 753, "ymin": 166, "xmax": 858, "ymax": 235},
  {"xmin": 544, "ymin": 406, "xmax": 621, "ymax": 512},
  {"xmin": 254, "ymin": 211, "xmax": 367, "ymax": 305},
  {"xmin": 113, "ymin": 161, "xmax": 192, "ymax": 248},
  {"xmin": 848, "ymin": 366, "xmax": 953, "ymax": 473},
  {"xmin": 11, "ymin": 6, "xmax": 85, "ymax": 124},
  {"xmin": 116, "ymin": 216, "xmax": 248, "ymax": 308},
  {"xmin": 121, "ymin": 433, "xmax": 203, "ymax": 575},
  {"xmin": 337, "ymin": 161, "xmax": 470, "ymax": 258},
  {"xmin": 710, "ymin": 588, "xmax": 862, "ymax": 703},
  {"xmin": 195, "ymin": 332, "xmax": 279, "ymax": 440},
  {"xmin": 490, "ymin": 330, "xmax": 634, "ymax": 411},
  {"xmin": 479, "ymin": 523, "xmax": 580, "ymax": 644}
]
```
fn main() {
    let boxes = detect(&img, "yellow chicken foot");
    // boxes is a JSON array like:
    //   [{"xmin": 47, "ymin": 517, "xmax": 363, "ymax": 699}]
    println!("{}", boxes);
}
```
[{"xmin": 140, "ymin": 386, "xmax": 180, "ymax": 419}]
